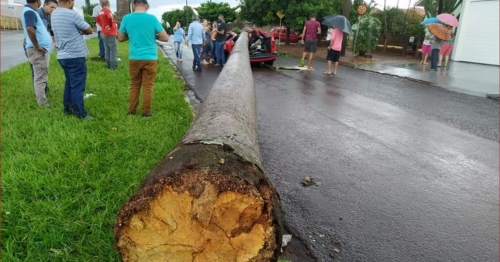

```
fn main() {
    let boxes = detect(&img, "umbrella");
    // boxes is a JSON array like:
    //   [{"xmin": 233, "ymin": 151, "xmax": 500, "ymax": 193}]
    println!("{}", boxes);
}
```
[
  {"xmin": 437, "ymin": 13, "xmax": 459, "ymax": 27},
  {"xmin": 428, "ymin": 23, "xmax": 451, "ymax": 41},
  {"xmin": 322, "ymin": 15, "xmax": 353, "ymax": 34},
  {"xmin": 420, "ymin": 17, "xmax": 442, "ymax": 25}
]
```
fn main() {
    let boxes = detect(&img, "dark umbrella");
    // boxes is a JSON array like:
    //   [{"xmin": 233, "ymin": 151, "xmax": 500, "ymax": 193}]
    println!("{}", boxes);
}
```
[{"xmin": 322, "ymin": 15, "xmax": 353, "ymax": 34}]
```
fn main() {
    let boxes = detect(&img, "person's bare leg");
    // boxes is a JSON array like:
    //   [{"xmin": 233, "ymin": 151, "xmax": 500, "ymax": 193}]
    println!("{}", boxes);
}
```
[
  {"xmin": 326, "ymin": 60, "xmax": 332, "ymax": 73},
  {"xmin": 423, "ymin": 54, "xmax": 429, "ymax": 65},
  {"xmin": 444, "ymin": 55, "xmax": 450, "ymax": 66},
  {"xmin": 301, "ymin": 51, "xmax": 307, "ymax": 67},
  {"xmin": 333, "ymin": 62, "xmax": 339, "ymax": 75},
  {"xmin": 438, "ymin": 54, "xmax": 443, "ymax": 66},
  {"xmin": 308, "ymin": 53, "xmax": 314, "ymax": 69}
]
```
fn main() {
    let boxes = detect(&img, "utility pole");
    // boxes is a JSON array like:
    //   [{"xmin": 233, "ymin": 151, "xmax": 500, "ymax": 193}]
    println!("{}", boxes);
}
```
[
  {"xmin": 341, "ymin": 0, "xmax": 351, "ymax": 56},
  {"xmin": 185, "ymin": 0, "xmax": 188, "ymax": 27}
]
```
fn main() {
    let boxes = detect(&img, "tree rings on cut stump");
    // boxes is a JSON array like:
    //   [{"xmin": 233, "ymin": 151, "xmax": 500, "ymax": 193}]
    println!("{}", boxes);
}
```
[{"xmin": 115, "ymin": 168, "xmax": 280, "ymax": 262}]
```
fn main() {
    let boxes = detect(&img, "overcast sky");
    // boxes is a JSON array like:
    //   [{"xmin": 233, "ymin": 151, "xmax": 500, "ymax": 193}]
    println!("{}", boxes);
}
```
[{"xmin": 69, "ymin": 0, "xmax": 417, "ymax": 22}]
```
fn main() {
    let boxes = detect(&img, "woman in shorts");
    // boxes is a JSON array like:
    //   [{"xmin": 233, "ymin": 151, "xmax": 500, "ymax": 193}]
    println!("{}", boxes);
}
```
[
  {"xmin": 421, "ymin": 28, "xmax": 432, "ymax": 65},
  {"xmin": 438, "ymin": 26, "xmax": 454, "ymax": 67}
]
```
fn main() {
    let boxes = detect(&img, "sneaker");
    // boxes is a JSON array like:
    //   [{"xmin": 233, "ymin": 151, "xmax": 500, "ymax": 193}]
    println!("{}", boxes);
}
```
[
  {"xmin": 142, "ymin": 113, "xmax": 152, "ymax": 117},
  {"xmin": 300, "ymin": 58, "xmax": 305, "ymax": 67},
  {"xmin": 79, "ymin": 115, "xmax": 93, "ymax": 120},
  {"xmin": 128, "ymin": 111, "xmax": 136, "ymax": 116}
]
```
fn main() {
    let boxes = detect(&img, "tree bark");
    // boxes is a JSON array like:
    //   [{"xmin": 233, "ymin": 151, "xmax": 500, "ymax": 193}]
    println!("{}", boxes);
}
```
[
  {"xmin": 116, "ymin": 0, "xmax": 130, "ymax": 23},
  {"xmin": 285, "ymin": 26, "xmax": 290, "ymax": 45},
  {"xmin": 114, "ymin": 32, "xmax": 284, "ymax": 262},
  {"xmin": 383, "ymin": 0, "xmax": 388, "ymax": 51},
  {"xmin": 341, "ymin": 0, "xmax": 351, "ymax": 56}
]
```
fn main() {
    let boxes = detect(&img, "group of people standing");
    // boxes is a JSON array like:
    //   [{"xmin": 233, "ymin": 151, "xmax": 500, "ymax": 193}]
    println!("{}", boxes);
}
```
[
  {"xmin": 172, "ymin": 14, "xmax": 227, "ymax": 71},
  {"xmin": 420, "ymin": 26, "xmax": 455, "ymax": 70},
  {"xmin": 21, "ymin": 0, "xmax": 169, "ymax": 119},
  {"xmin": 299, "ymin": 14, "xmax": 344, "ymax": 75}
]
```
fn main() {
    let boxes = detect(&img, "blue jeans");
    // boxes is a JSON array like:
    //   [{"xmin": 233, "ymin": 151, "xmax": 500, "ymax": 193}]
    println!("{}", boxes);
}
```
[
  {"xmin": 211, "ymin": 43, "xmax": 217, "ymax": 61},
  {"xmin": 215, "ymin": 41, "xmax": 226, "ymax": 65},
  {"xmin": 97, "ymin": 31, "xmax": 105, "ymax": 58},
  {"xmin": 430, "ymin": 48, "xmax": 440, "ymax": 69},
  {"xmin": 174, "ymin": 41, "xmax": 183, "ymax": 59},
  {"xmin": 23, "ymin": 44, "xmax": 49, "ymax": 92},
  {"xmin": 192, "ymin": 44, "xmax": 202, "ymax": 69},
  {"xmin": 58, "ymin": 57, "xmax": 88, "ymax": 117}
]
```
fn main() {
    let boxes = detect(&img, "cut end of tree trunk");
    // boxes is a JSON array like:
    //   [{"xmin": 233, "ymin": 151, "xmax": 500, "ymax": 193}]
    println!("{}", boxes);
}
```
[{"xmin": 114, "ymin": 145, "xmax": 282, "ymax": 262}]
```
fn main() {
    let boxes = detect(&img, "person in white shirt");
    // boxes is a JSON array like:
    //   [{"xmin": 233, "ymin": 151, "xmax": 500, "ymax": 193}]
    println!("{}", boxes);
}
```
[{"xmin": 92, "ymin": 1, "xmax": 104, "ymax": 59}]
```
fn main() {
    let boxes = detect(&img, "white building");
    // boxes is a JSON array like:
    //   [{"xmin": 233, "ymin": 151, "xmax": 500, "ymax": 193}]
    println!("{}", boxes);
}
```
[
  {"xmin": 416, "ymin": 0, "xmax": 499, "ymax": 66},
  {"xmin": 452, "ymin": 0, "xmax": 499, "ymax": 65}
]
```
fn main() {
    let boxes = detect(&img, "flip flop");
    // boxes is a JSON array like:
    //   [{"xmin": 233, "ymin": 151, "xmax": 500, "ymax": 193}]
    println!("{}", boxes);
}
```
[{"xmin": 323, "ymin": 72, "xmax": 332, "ymax": 75}]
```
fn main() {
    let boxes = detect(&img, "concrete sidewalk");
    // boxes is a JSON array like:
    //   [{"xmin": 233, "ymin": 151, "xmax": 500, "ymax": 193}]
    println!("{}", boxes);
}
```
[{"xmin": 278, "ymin": 45, "xmax": 499, "ymax": 98}]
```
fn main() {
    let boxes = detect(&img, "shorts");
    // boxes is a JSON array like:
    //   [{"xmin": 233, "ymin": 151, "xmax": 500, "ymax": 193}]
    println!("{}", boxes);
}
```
[
  {"xmin": 304, "ymin": 40, "xmax": 318, "ymax": 53},
  {"xmin": 421, "ymin": 44, "xmax": 431, "ymax": 54},
  {"xmin": 440, "ymin": 43, "xmax": 453, "ymax": 56},
  {"xmin": 326, "ymin": 49, "xmax": 340, "ymax": 62}
]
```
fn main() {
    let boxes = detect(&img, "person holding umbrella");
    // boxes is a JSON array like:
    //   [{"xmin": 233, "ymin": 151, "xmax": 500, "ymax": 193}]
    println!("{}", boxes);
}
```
[
  {"xmin": 321, "ymin": 15, "xmax": 352, "ymax": 75},
  {"xmin": 427, "ymin": 23, "xmax": 451, "ymax": 70},
  {"xmin": 438, "ymin": 25, "xmax": 455, "ymax": 67},
  {"xmin": 324, "ymin": 26, "xmax": 343, "ymax": 75}
]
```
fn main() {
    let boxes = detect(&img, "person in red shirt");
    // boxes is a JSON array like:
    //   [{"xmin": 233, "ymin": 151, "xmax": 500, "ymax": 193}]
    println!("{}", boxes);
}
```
[
  {"xmin": 96, "ymin": 0, "xmax": 117, "ymax": 69},
  {"xmin": 300, "ymin": 14, "xmax": 321, "ymax": 70},
  {"xmin": 324, "ymin": 27, "xmax": 344, "ymax": 75}
]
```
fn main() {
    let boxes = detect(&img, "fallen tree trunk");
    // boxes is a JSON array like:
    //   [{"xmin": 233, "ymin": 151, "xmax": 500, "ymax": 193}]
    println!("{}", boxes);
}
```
[{"xmin": 114, "ymin": 32, "xmax": 284, "ymax": 262}]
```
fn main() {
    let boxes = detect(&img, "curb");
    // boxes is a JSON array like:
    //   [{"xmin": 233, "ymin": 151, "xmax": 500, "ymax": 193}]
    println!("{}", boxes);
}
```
[{"xmin": 157, "ymin": 41, "xmax": 202, "ymax": 112}]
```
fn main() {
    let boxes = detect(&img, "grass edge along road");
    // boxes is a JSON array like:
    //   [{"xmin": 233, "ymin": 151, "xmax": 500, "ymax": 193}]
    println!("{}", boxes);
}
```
[{"xmin": 1, "ymin": 38, "xmax": 193, "ymax": 261}]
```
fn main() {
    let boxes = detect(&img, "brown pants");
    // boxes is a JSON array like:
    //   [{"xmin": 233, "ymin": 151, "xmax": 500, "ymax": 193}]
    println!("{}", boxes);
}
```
[{"xmin": 128, "ymin": 60, "xmax": 158, "ymax": 114}]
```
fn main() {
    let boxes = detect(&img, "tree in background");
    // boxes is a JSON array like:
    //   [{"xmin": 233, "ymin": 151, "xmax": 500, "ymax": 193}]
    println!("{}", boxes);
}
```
[
  {"xmin": 423, "ymin": 0, "xmax": 462, "ymax": 17},
  {"xmin": 82, "ymin": 1, "xmax": 97, "ymax": 28},
  {"xmin": 239, "ymin": 0, "xmax": 342, "ymax": 45},
  {"xmin": 196, "ymin": 2, "xmax": 237, "ymax": 23},
  {"xmin": 161, "ymin": 6, "xmax": 195, "ymax": 31},
  {"xmin": 352, "ymin": 15, "xmax": 382, "ymax": 55}
]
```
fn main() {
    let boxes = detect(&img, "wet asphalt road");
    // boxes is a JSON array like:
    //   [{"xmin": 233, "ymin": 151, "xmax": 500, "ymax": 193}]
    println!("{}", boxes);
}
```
[
  {"xmin": 0, "ymin": 30, "xmax": 97, "ymax": 72},
  {"xmin": 161, "ymin": 42, "xmax": 499, "ymax": 261}
]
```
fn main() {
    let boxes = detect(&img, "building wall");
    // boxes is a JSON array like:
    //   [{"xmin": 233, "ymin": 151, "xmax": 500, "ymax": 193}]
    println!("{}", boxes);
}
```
[{"xmin": 452, "ymin": 0, "xmax": 499, "ymax": 65}]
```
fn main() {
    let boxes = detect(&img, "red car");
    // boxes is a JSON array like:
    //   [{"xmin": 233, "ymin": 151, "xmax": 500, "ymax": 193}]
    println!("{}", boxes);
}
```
[
  {"xmin": 224, "ymin": 28, "xmax": 277, "ymax": 66},
  {"xmin": 267, "ymin": 27, "xmax": 302, "ymax": 43}
]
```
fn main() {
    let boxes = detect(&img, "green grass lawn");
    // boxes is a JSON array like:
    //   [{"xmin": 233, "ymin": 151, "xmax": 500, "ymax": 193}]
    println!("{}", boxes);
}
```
[{"xmin": 1, "ymin": 38, "xmax": 193, "ymax": 261}]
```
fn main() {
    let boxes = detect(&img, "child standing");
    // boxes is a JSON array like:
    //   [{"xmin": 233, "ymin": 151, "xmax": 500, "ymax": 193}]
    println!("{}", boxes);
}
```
[
  {"xmin": 420, "ymin": 28, "xmax": 432, "ymax": 65},
  {"xmin": 429, "ymin": 34, "xmax": 442, "ymax": 71}
]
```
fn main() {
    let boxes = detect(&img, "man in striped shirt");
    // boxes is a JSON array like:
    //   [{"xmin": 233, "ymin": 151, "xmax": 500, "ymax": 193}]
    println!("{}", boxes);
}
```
[{"xmin": 51, "ymin": 0, "xmax": 94, "ymax": 120}]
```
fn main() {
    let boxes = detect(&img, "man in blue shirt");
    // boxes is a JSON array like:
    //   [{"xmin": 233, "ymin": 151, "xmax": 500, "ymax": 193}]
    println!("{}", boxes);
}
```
[
  {"xmin": 21, "ymin": 0, "xmax": 53, "ymax": 107},
  {"xmin": 118, "ymin": 0, "xmax": 169, "ymax": 117},
  {"xmin": 23, "ymin": 0, "xmax": 57, "ymax": 94},
  {"xmin": 187, "ymin": 14, "xmax": 205, "ymax": 71}
]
